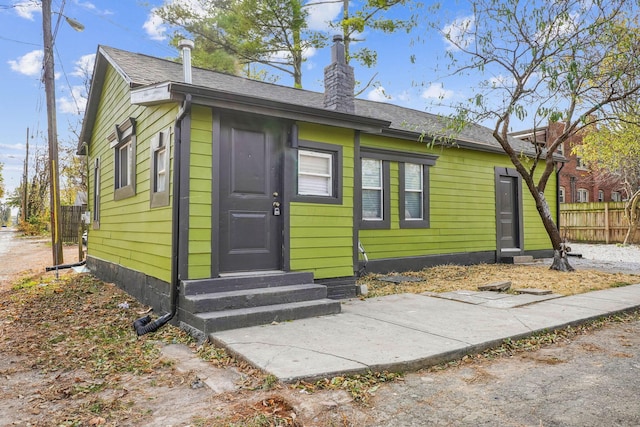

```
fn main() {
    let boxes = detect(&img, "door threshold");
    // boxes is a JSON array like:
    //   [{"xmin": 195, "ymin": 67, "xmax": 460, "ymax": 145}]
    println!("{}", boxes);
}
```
[{"xmin": 219, "ymin": 270, "xmax": 284, "ymax": 278}]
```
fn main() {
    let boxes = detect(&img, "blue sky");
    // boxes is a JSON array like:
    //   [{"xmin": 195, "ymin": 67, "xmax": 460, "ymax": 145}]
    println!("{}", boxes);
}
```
[{"xmin": 0, "ymin": 0, "xmax": 479, "ymax": 200}]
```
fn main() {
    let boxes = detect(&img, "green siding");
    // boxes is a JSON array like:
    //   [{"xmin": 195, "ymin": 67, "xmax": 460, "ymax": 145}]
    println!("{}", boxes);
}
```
[
  {"xmin": 187, "ymin": 105, "xmax": 213, "ymax": 279},
  {"xmin": 358, "ymin": 134, "xmax": 555, "ymax": 260},
  {"xmin": 289, "ymin": 123, "xmax": 356, "ymax": 279},
  {"xmin": 87, "ymin": 65, "xmax": 177, "ymax": 283}
]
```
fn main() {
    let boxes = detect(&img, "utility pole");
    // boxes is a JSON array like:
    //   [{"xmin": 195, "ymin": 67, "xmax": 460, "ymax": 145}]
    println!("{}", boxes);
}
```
[
  {"xmin": 42, "ymin": 0, "xmax": 64, "ymax": 266},
  {"xmin": 21, "ymin": 128, "xmax": 29, "ymax": 223}
]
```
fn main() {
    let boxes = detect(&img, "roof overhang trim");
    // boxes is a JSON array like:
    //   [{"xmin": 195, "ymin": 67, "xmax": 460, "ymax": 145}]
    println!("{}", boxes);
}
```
[{"xmin": 130, "ymin": 81, "xmax": 390, "ymax": 133}]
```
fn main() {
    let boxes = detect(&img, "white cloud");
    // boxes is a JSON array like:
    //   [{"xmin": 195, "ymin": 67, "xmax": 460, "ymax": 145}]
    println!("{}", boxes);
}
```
[
  {"xmin": 8, "ymin": 50, "xmax": 43, "ymax": 77},
  {"xmin": 396, "ymin": 91, "xmax": 411, "ymax": 102},
  {"xmin": 0, "ymin": 143, "xmax": 24, "ymax": 151},
  {"xmin": 14, "ymin": 1, "xmax": 40, "ymax": 20},
  {"xmin": 58, "ymin": 85, "xmax": 87, "ymax": 115},
  {"xmin": 71, "ymin": 54, "xmax": 96, "ymax": 78},
  {"xmin": 488, "ymin": 74, "xmax": 515, "ymax": 89},
  {"xmin": 442, "ymin": 15, "xmax": 475, "ymax": 51},
  {"xmin": 143, "ymin": 9, "xmax": 167, "ymax": 41},
  {"xmin": 305, "ymin": 0, "xmax": 343, "ymax": 32},
  {"xmin": 367, "ymin": 86, "xmax": 391, "ymax": 102},
  {"xmin": 421, "ymin": 83, "xmax": 454, "ymax": 100},
  {"xmin": 535, "ymin": 11, "xmax": 580, "ymax": 43},
  {"xmin": 73, "ymin": 0, "xmax": 114, "ymax": 15}
]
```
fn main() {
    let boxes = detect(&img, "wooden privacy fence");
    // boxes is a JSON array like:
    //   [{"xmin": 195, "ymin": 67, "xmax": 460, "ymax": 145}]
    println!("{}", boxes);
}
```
[
  {"xmin": 560, "ymin": 202, "xmax": 636, "ymax": 244},
  {"xmin": 61, "ymin": 205, "xmax": 83, "ymax": 244}
]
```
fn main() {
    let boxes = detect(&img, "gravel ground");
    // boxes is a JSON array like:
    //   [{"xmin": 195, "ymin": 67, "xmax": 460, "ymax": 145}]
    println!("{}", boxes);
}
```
[{"xmin": 563, "ymin": 242, "xmax": 640, "ymax": 275}]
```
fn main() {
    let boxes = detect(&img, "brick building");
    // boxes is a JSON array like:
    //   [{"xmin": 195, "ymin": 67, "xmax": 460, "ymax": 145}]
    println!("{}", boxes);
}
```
[{"xmin": 511, "ymin": 122, "xmax": 625, "ymax": 203}]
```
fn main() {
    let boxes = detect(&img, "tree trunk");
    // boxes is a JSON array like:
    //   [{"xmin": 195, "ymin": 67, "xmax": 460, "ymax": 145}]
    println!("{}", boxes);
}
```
[
  {"xmin": 623, "ymin": 190, "xmax": 640, "ymax": 245},
  {"xmin": 533, "ymin": 191, "xmax": 574, "ymax": 272}
]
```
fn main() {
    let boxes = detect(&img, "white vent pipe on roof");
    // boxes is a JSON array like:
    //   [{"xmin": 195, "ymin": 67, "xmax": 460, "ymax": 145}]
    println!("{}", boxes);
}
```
[{"xmin": 178, "ymin": 39, "xmax": 194, "ymax": 84}]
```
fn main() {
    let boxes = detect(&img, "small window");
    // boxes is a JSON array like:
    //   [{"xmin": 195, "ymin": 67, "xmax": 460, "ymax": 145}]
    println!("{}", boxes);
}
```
[
  {"xmin": 399, "ymin": 162, "xmax": 430, "ymax": 228},
  {"xmin": 362, "ymin": 158, "xmax": 383, "ymax": 220},
  {"xmin": 360, "ymin": 157, "xmax": 390, "ymax": 229},
  {"xmin": 598, "ymin": 190, "xmax": 604, "ymax": 202},
  {"xmin": 576, "ymin": 157, "xmax": 588, "ymax": 171},
  {"xmin": 612, "ymin": 191, "xmax": 621, "ymax": 202},
  {"xmin": 92, "ymin": 157, "xmax": 100, "ymax": 229},
  {"xmin": 292, "ymin": 140, "xmax": 342, "ymax": 204},
  {"xmin": 150, "ymin": 128, "xmax": 171, "ymax": 208},
  {"xmin": 557, "ymin": 141, "xmax": 564, "ymax": 156},
  {"xmin": 577, "ymin": 188, "xmax": 589, "ymax": 203},
  {"xmin": 111, "ymin": 117, "xmax": 137, "ymax": 200},
  {"xmin": 403, "ymin": 163, "xmax": 423, "ymax": 219},
  {"xmin": 298, "ymin": 150, "xmax": 332, "ymax": 197},
  {"xmin": 558, "ymin": 186, "xmax": 565, "ymax": 203}
]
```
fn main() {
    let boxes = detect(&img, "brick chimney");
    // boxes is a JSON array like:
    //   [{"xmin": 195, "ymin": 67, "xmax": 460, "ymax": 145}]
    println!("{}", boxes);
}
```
[{"xmin": 324, "ymin": 35, "xmax": 355, "ymax": 114}]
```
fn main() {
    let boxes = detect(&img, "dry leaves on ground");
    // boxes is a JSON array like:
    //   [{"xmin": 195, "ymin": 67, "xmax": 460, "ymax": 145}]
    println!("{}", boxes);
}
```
[{"xmin": 359, "ymin": 262, "xmax": 640, "ymax": 297}]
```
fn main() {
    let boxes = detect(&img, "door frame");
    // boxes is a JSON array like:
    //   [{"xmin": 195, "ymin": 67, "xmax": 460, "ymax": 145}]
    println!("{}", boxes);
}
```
[
  {"xmin": 210, "ymin": 110, "xmax": 287, "ymax": 277},
  {"xmin": 495, "ymin": 167, "xmax": 524, "ymax": 259}
]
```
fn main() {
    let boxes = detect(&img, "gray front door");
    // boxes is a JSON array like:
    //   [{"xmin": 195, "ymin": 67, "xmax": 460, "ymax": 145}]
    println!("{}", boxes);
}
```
[
  {"xmin": 219, "ymin": 117, "xmax": 282, "ymax": 273},
  {"xmin": 497, "ymin": 175, "xmax": 520, "ymax": 249}
]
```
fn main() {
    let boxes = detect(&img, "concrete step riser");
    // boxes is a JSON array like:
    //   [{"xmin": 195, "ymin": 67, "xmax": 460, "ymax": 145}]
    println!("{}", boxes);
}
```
[
  {"xmin": 182, "ymin": 285, "xmax": 328, "ymax": 313},
  {"xmin": 201, "ymin": 301, "xmax": 341, "ymax": 333},
  {"xmin": 182, "ymin": 272, "xmax": 314, "ymax": 296}
]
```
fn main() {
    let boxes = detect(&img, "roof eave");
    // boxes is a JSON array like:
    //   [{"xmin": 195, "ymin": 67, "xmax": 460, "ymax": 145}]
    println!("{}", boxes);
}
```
[{"xmin": 131, "ymin": 81, "xmax": 391, "ymax": 133}]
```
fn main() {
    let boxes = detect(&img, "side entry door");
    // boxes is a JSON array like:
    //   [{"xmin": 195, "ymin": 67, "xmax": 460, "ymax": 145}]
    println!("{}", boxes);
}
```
[{"xmin": 218, "ymin": 117, "xmax": 283, "ymax": 273}]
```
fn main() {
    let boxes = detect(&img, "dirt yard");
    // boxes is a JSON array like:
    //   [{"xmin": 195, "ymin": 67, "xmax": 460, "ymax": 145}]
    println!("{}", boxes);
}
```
[{"xmin": 1, "ymin": 228, "xmax": 639, "ymax": 426}]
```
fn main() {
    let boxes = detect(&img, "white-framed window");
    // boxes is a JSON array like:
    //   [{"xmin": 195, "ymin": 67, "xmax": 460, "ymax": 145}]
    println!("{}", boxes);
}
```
[
  {"xmin": 362, "ymin": 158, "xmax": 383, "ymax": 220},
  {"xmin": 150, "ymin": 128, "xmax": 171, "ymax": 208},
  {"xmin": 598, "ymin": 190, "xmax": 604, "ymax": 202},
  {"xmin": 298, "ymin": 150, "xmax": 332, "ymax": 197},
  {"xmin": 576, "ymin": 156, "xmax": 588, "ymax": 171},
  {"xmin": 404, "ymin": 163, "xmax": 423, "ymax": 219},
  {"xmin": 557, "ymin": 141, "xmax": 564, "ymax": 156},
  {"xmin": 577, "ymin": 188, "xmax": 589, "ymax": 203},
  {"xmin": 612, "ymin": 191, "xmax": 622, "ymax": 202},
  {"xmin": 399, "ymin": 162, "xmax": 430, "ymax": 229},
  {"xmin": 110, "ymin": 117, "xmax": 136, "ymax": 200},
  {"xmin": 92, "ymin": 157, "xmax": 100, "ymax": 229},
  {"xmin": 559, "ymin": 186, "xmax": 565, "ymax": 203}
]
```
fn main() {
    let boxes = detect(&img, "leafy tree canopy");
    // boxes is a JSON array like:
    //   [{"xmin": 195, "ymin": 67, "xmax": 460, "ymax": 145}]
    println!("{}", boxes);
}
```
[{"xmin": 155, "ymin": 0, "xmax": 418, "ymax": 88}]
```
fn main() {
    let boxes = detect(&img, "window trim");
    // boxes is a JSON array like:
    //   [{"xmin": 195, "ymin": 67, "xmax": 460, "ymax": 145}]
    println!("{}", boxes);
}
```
[
  {"xmin": 92, "ymin": 157, "xmax": 100, "ymax": 229},
  {"xmin": 559, "ymin": 186, "xmax": 565, "ymax": 204},
  {"xmin": 359, "ymin": 148, "xmax": 437, "ymax": 230},
  {"xmin": 598, "ymin": 189, "xmax": 604, "ymax": 203},
  {"xmin": 576, "ymin": 156, "xmax": 588, "ymax": 171},
  {"xmin": 150, "ymin": 128, "xmax": 171, "ymax": 208},
  {"xmin": 292, "ymin": 140, "xmax": 342, "ymax": 205},
  {"xmin": 110, "ymin": 117, "xmax": 137, "ymax": 201},
  {"xmin": 577, "ymin": 188, "xmax": 589, "ymax": 203},
  {"xmin": 399, "ymin": 162, "xmax": 430, "ymax": 228}
]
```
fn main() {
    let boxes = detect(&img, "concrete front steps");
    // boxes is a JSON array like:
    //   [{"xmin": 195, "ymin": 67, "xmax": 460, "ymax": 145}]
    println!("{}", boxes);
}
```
[
  {"xmin": 501, "ymin": 255, "xmax": 534, "ymax": 264},
  {"xmin": 178, "ymin": 272, "xmax": 341, "ymax": 335}
]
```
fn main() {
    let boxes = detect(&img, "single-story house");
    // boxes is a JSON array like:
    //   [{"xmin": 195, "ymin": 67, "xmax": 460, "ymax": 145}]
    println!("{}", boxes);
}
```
[{"xmin": 77, "ymin": 36, "xmax": 558, "ymax": 336}]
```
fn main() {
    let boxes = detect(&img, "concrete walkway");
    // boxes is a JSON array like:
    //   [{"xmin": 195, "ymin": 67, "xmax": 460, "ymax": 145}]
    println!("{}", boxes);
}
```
[{"xmin": 211, "ymin": 284, "xmax": 640, "ymax": 382}]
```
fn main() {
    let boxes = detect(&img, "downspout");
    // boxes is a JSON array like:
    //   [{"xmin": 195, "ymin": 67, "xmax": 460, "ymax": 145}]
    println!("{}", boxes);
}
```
[
  {"xmin": 134, "ymin": 40, "xmax": 194, "ymax": 335},
  {"xmin": 133, "ymin": 94, "xmax": 192, "ymax": 335}
]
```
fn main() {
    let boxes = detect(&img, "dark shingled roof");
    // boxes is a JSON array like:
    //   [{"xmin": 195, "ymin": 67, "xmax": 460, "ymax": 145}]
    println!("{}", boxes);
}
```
[{"xmin": 93, "ymin": 45, "xmax": 537, "ymax": 155}]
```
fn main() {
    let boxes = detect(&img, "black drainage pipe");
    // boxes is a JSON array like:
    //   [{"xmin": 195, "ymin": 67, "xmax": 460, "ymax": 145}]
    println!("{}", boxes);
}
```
[
  {"xmin": 133, "ymin": 312, "xmax": 173, "ymax": 336},
  {"xmin": 45, "ymin": 260, "xmax": 86, "ymax": 272}
]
